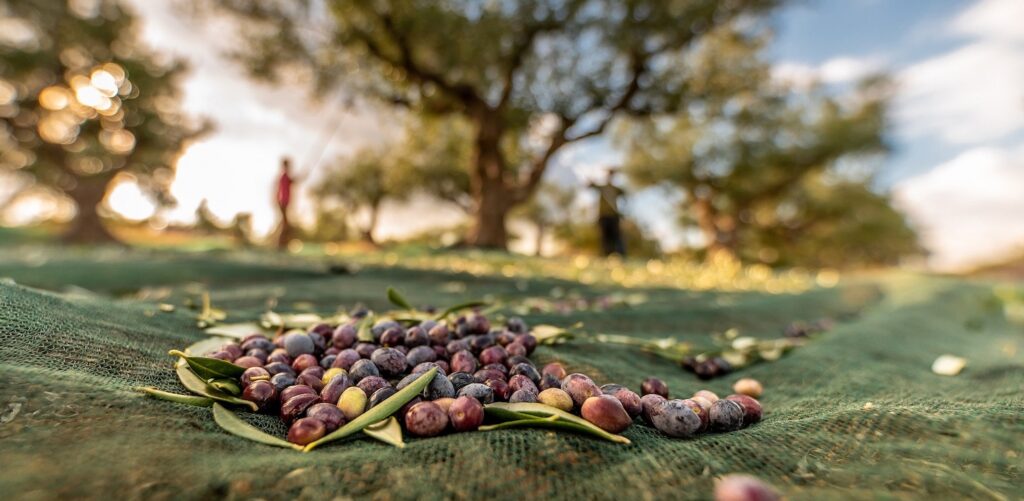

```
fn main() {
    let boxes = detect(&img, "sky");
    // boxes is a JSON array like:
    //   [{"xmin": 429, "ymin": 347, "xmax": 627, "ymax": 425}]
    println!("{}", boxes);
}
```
[{"xmin": 108, "ymin": 0, "xmax": 1024, "ymax": 270}]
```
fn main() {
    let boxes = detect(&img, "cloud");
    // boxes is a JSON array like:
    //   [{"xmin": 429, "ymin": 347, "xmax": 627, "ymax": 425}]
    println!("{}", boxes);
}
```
[
  {"xmin": 773, "ymin": 55, "xmax": 884, "ymax": 88},
  {"xmin": 893, "ymin": 145, "xmax": 1024, "ymax": 270},
  {"xmin": 952, "ymin": 0, "xmax": 1024, "ymax": 43}
]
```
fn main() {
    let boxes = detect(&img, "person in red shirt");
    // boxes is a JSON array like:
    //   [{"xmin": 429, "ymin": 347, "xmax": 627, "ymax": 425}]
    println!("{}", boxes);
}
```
[{"xmin": 276, "ymin": 157, "xmax": 296, "ymax": 249}]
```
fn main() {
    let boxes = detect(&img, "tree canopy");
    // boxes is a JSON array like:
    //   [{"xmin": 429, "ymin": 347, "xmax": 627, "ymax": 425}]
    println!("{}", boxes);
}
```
[
  {"xmin": 200, "ymin": 0, "xmax": 782, "ymax": 249},
  {"xmin": 0, "ymin": 0, "xmax": 206, "ymax": 242}
]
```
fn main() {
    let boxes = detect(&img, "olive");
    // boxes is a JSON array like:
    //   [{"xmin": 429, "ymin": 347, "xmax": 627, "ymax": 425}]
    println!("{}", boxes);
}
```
[
  {"xmin": 602, "ymin": 385, "xmax": 643, "ymax": 419},
  {"xmin": 446, "ymin": 339, "xmax": 470, "ymax": 355},
  {"xmin": 486, "ymin": 379, "xmax": 511, "ymax": 401},
  {"xmin": 306, "ymin": 403, "xmax": 345, "ymax": 433},
  {"xmin": 404, "ymin": 326, "xmax": 429, "ymax": 347},
  {"xmin": 282, "ymin": 332, "xmax": 315, "ymax": 358},
  {"xmin": 539, "ymin": 373, "xmax": 562, "ymax": 391},
  {"xmin": 537, "ymin": 388, "xmax": 573, "ymax": 411},
  {"xmin": 242, "ymin": 380, "xmax": 277, "ymax": 412},
  {"xmin": 368, "ymin": 387, "xmax": 398, "ymax": 408},
  {"xmin": 319, "ymin": 372, "xmax": 352, "ymax": 405},
  {"xmin": 509, "ymin": 389, "xmax": 538, "ymax": 403},
  {"xmin": 652, "ymin": 399, "xmax": 702, "ymax": 438},
  {"xmin": 542, "ymin": 362, "xmax": 567, "ymax": 380},
  {"xmin": 332, "ymin": 324, "xmax": 358, "ymax": 349},
  {"xmin": 516, "ymin": 334, "xmax": 538, "ymax": 354},
  {"xmin": 641, "ymin": 377, "xmax": 669, "ymax": 398},
  {"xmin": 337, "ymin": 387, "xmax": 367, "ymax": 421},
  {"xmin": 693, "ymin": 390, "xmax": 719, "ymax": 403},
  {"xmin": 406, "ymin": 345, "xmax": 437, "ymax": 367},
  {"xmin": 371, "ymin": 320, "xmax": 401, "ymax": 340},
  {"xmin": 447, "ymin": 372, "xmax": 476, "ymax": 393},
  {"xmin": 241, "ymin": 367, "xmax": 270, "ymax": 387},
  {"xmin": 307, "ymin": 332, "xmax": 326, "ymax": 354},
  {"xmin": 457, "ymin": 383, "xmax": 494, "ymax": 404},
  {"xmin": 287, "ymin": 417, "xmax": 325, "ymax": 445},
  {"xmin": 233, "ymin": 356, "xmax": 262, "ymax": 369},
  {"xmin": 447, "ymin": 350, "xmax": 474, "ymax": 374},
  {"xmin": 561, "ymin": 373, "xmax": 602, "ymax": 409},
  {"xmin": 474, "ymin": 368, "xmax": 506, "ymax": 383},
  {"xmin": 428, "ymin": 324, "xmax": 450, "ymax": 345},
  {"xmin": 505, "ymin": 342, "xmax": 527, "ymax": 358},
  {"xmin": 681, "ymin": 398, "xmax": 709, "ymax": 432},
  {"xmin": 465, "ymin": 313, "xmax": 490, "ymax": 334},
  {"xmin": 506, "ymin": 317, "xmax": 528, "ymax": 334},
  {"xmin": 411, "ymin": 361, "xmax": 445, "ymax": 376},
  {"xmin": 448, "ymin": 396, "xmax": 484, "ymax": 432},
  {"xmin": 709, "ymin": 399, "xmax": 745, "ymax": 432},
  {"xmin": 221, "ymin": 343, "xmax": 243, "ymax": 360},
  {"xmin": 640, "ymin": 394, "xmax": 667, "ymax": 426},
  {"xmin": 370, "ymin": 347, "xmax": 407, "ymax": 377},
  {"xmin": 508, "ymin": 374, "xmax": 539, "ymax": 395},
  {"xmin": 348, "ymin": 359, "xmax": 380, "ymax": 383},
  {"xmin": 724, "ymin": 394, "xmax": 763, "ymax": 426},
  {"xmin": 478, "ymin": 345, "xmax": 508, "ymax": 366},
  {"xmin": 280, "ymin": 393, "xmax": 319, "ymax": 424},
  {"xmin": 405, "ymin": 401, "xmax": 449, "ymax": 437},
  {"xmin": 241, "ymin": 336, "xmax": 275, "ymax": 353},
  {"xmin": 379, "ymin": 327, "xmax": 404, "ymax": 347},
  {"xmin": 245, "ymin": 348, "xmax": 268, "ymax": 364},
  {"xmin": 331, "ymin": 349, "xmax": 361, "ymax": 371},
  {"xmin": 714, "ymin": 474, "xmax": 780, "ymax": 501},
  {"xmin": 270, "ymin": 372, "xmax": 296, "ymax": 392},
  {"xmin": 299, "ymin": 366, "xmax": 324, "ymax": 381},
  {"xmin": 432, "ymin": 397, "xmax": 456, "ymax": 414},
  {"xmin": 732, "ymin": 378, "xmax": 763, "ymax": 398},
  {"xmin": 291, "ymin": 354, "xmax": 319, "ymax": 373},
  {"xmin": 505, "ymin": 355, "xmax": 533, "ymax": 370},
  {"xmin": 354, "ymin": 342, "xmax": 377, "ymax": 359},
  {"xmin": 357, "ymin": 375, "xmax": 390, "ymax": 397},
  {"xmin": 509, "ymin": 363, "xmax": 541, "ymax": 385},
  {"xmin": 280, "ymin": 384, "xmax": 316, "ymax": 403},
  {"xmin": 267, "ymin": 349, "xmax": 291, "ymax": 365},
  {"xmin": 581, "ymin": 395, "xmax": 632, "ymax": 433},
  {"xmin": 422, "ymin": 372, "xmax": 456, "ymax": 400},
  {"xmin": 295, "ymin": 372, "xmax": 323, "ymax": 393}
]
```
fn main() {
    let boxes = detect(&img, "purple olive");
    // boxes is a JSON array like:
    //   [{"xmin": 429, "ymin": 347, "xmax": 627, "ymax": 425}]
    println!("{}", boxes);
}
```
[
  {"xmin": 709, "ymin": 399, "xmax": 745, "ymax": 432},
  {"xmin": 561, "ymin": 373, "xmax": 602, "ymax": 408},
  {"xmin": 241, "ymin": 367, "xmax": 270, "ymax": 387},
  {"xmin": 319, "ymin": 372, "xmax": 352, "ymax": 405},
  {"xmin": 725, "ymin": 394, "xmax": 763, "ymax": 426},
  {"xmin": 406, "ymin": 345, "xmax": 437, "ymax": 367},
  {"xmin": 478, "ymin": 345, "xmax": 508, "ymax": 366},
  {"xmin": 508, "ymin": 374, "xmax": 539, "ymax": 395},
  {"xmin": 233, "ymin": 356, "xmax": 262, "ymax": 369},
  {"xmin": 291, "ymin": 354, "xmax": 319, "ymax": 373},
  {"xmin": 306, "ymin": 403, "xmax": 345, "ymax": 433},
  {"xmin": 280, "ymin": 393, "xmax": 319, "ymax": 424},
  {"xmin": 332, "ymin": 324, "xmax": 358, "ymax": 349},
  {"xmin": 652, "ymin": 399, "xmax": 702, "ymax": 438},
  {"xmin": 296, "ymin": 372, "xmax": 323, "ymax": 393},
  {"xmin": 331, "ymin": 349, "xmax": 361, "ymax": 371},
  {"xmin": 280, "ymin": 384, "xmax": 316, "ymax": 403},
  {"xmin": 542, "ymin": 363, "xmax": 567, "ymax": 380},
  {"xmin": 641, "ymin": 377, "xmax": 669, "ymax": 398},
  {"xmin": 357, "ymin": 375, "xmax": 390, "ymax": 397},
  {"xmin": 581, "ymin": 395, "xmax": 632, "ymax": 433},
  {"xmin": 242, "ymin": 380, "xmax": 277, "ymax": 412},
  {"xmin": 405, "ymin": 401, "xmax": 448, "ymax": 437},
  {"xmin": 601, "ymin": 385, "xmax": 642, "ymax": 419},
  {"xmin": 370, "ymin": 347, "xmax": 407, "ymax": 377},
  {"xmin": 287, "ymin": 417, "xmax": 325, "ymax": 445},
  {"xmin": 379, "ymin": 327, "xmax": 404, "ymax": 347},
  {"xmin": 640, "ymin": 394, "xmax": 667, "ymax": 426},
  {"xmin": 448, "ymin": 396, "xmax": 484, "ymax": 432}
]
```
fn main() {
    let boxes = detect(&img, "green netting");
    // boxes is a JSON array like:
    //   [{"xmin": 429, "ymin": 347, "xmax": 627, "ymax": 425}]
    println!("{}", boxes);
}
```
[{"xmin": 0, "ymin": 252, "xmax": 1021, "ymax": 500}]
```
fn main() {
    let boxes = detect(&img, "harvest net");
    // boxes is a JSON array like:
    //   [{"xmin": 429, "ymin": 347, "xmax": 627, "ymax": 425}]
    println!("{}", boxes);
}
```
[{"xmin": 0, "ymin": 251, "xmax": 1020, "ymax": 500}]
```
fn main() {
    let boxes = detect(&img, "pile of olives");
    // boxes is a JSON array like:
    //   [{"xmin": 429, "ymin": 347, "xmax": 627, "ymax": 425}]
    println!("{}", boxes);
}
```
[{"xmin": 206, "ymin": 312, "xmax": 763, "ymax": 444}]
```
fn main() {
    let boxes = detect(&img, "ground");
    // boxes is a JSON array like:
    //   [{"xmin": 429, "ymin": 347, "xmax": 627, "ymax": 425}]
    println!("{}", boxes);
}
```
[{"xmin": 0, "ymin": 245, "xmax": 1020, "ymax": 500}]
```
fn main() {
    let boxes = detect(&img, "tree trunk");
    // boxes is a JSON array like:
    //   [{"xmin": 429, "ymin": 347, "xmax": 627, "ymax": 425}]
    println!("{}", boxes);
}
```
[
  {"xmin": 467, "ymin": 112, "xmax": 512, "ymax": 249},
  {"xmin": 692, "ymin": 196, "xmax": 737, "ymax": 260},
  {"xmin": 64, "ymin": 176, "xmax": 118, "ymax": 244},
  {"xmin": 534, "ymin": 222, "xmax": 545, "ymax": 256},
  {"xmin": 362, "ymin": 200, "xmax": 380, "ymax": 244}
]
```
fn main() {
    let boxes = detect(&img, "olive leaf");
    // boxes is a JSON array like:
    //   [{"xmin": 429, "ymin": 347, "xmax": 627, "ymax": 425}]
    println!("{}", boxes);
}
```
[
  {"xmin": 208, "ymin": 378, "xmax": 242, "ymax": 396},
  {"xmin": 169, "ymin": 350, "xmax": 245, "ymax": 380},
  {"xmin": 434, "ymin": 300, "xmax": 488, "ymax": 320},
  {"xmin": 135, "ymin": 387, "xmax": 213, "ymax": 407},
  {"xmin": 532, "ymin": 322, "xmax": 583, "ymax": 345},
  {"xmin": 363, "ymin": 417, "xmax": 405, "ymax": 448},
  {"xmin": 204, "ymin": 322, "xmax": 268, "ymax": 339},
  {"xmin": 484, "ymin": 402, "xmax": 630, "ymax": 444},
  {"xmin": 478, "ymin": 414, "xmax": 559, "ymax": 431},
  {"xmin": 386, "ymin": 287, "xmax": 414, "ymax": 310},
  {"xmin": 211, "ymin": 403, "xmax": 303, "ymax": 451},
  {"xmin": 356, "ymin": 315, "xmax": 375, "ymax": 342},
  {"xmin": 304, "ymin": 368, "xmax": 437, "ymax": 452},
  {"xmin": 175, "ymin": 363, "xmax": 257, "ymax": 411}
]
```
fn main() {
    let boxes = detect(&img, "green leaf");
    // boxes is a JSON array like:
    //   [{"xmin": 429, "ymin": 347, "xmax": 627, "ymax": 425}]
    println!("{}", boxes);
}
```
[
  {"xmin": 363, "ymin": 417, "xmax": 405, "ymax": 448},
  {"xmin": 169, "ymin": 350, "xmax": 245, "ymax": 380},
  {"xmin": 204, "ymin": 322, "xmax": 268, "ymax": 339},
  {"xmin": 434, "ymin": 300, "xmax": 488, "ymax": 320},
  {"xmin": 532, "ymin": 323, "xmax": 582, "ymax": 345},
  {"xmin": 208, "ymin": 378, "xmax": 242, "ymax": 396},
  {"xmin": 135, "ymin": 387, "xmax": 213, "ymax": 407},
  {"xmin": 211, "ymin": 403, "xmax": 303, "ymax": 450},
  {"xmin": 175, "ymin": 363, "xmax": 258, "ymax": 411},
  {"xmin": 478, "ymin": 415, "xmax": 559, "ymax": 431},
  {"xmin": 484, "ymin": 402, "xmax": 631, "ymax": 444},
  {"xmin": 304, "ymin": 368, "xmax": 437, "ymax": 452},
  {"xmin": 386, "ymin": 287, "xmax": 414, "ymax": 310},
  {"xmin": 356, "ymin": 315, "xmax": 375, "ymax": 342}
]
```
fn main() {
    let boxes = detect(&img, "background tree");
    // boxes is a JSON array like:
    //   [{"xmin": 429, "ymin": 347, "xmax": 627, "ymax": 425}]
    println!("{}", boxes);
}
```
[
  {"xmin": 312, "ymin": 149, "xmax": 408, "ymax": 244},
  {"xmin": 0, "ymin": 0, "xmax": 205, "ymax": 242},
  {"xmin": 620, "ymin": 28, "xmax": 914, "ymax": 265},
  {"xmin": 203, "ymin": 0, "xmax": 781, "ymax": 249},
  {"xmin": 515, "ymin": 182, "xmax": 578, "ymax": 256}
]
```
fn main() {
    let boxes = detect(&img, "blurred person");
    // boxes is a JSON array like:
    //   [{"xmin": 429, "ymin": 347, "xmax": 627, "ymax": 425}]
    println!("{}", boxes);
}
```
[
  {"xmin": 590, "ymin": 168, "xmax": 626, "ymax": 257},
  {"xmin": 276, "ymin": 158, "xmax": 302, "ymax": 249}
]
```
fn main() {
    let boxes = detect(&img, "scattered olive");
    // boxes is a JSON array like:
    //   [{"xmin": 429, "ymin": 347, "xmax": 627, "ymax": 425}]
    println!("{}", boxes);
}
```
[
  {"xmin": 732, "ymin": 378, "xmax": 763, "ymax": 398},
  {"xmin": 652, "ymin": 399, "xmax": 702, "ymax": 438},
  {"xmin": 709, "ymin": 399, "xmax": 745, "ymax": 432},
  {"xmin": 724, "ymin": 394, "xmax": 763, "ymax": 426},
  {"xmin": 287, "ymin": 417, "xmax": 326, "ymax": 445},
  {"xmin": 640, "ymin": 394, "xmax": 667, "ymax": 426},
  {"xmin": 405, "ymin": 401, "xmax": 449, "ymax": 437},
  {"xmin": 448, "ymin": 396, "xmax": 485, "ymax": 432},
  {"xmin": 714, "ymin": 474, "xmax": 780, "ymax": 501},
  {"xmin": 561, "ymin": 373, "xmax": 602, "ymax": 408},
  {"xmin": 641, "ymin": 377, "xmax": 669, "ymax": 398},
  {"xmin": 581, "ymin": 395, "xmax": 632, "ymax": 433}
]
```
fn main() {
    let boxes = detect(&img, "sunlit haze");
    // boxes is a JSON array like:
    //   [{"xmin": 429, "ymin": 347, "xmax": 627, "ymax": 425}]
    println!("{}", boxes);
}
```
[{"xmin": 99, "ymin": 0, "xmax": 1024, "ymax": 269}]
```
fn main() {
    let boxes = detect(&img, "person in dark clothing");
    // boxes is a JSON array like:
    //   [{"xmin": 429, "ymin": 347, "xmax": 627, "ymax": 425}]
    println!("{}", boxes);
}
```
[{"xmin": 590, "ymin": 168, "xmax": 626, "ymax": 257}]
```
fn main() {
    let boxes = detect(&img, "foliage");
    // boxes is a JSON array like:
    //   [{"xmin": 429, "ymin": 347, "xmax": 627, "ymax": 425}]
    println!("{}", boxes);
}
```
[
  {"xmin": 312, "ymin": 148, "xmax": 409, "ymax": 243},
  {"xmin": 0, "ymin": 0, "xmax": 206, "ymax": 242},
  {"xmin": 620, "ymin": 29, "xmax": 917, "ymax": 266},
  {"xmin": 200, "ymin": 0, "xmax": 783, "ymax": 248},
  {"xmin": 554, "ymin": 218, "xmax": 663, "ymax": 259}
]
